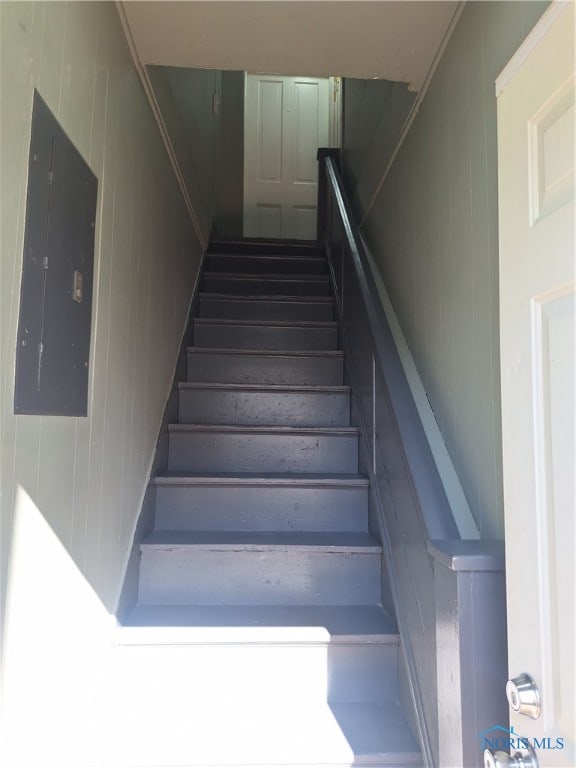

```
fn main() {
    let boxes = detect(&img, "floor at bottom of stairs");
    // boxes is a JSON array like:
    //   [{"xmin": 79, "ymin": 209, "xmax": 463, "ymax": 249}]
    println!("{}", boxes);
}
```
[
  {"xmin": 79, "ymin": 688, "xmax": 421, "ymax": 768},
  {"xmin": 73, "ymin": 622, "xmax": 421, "ymax": 768}
]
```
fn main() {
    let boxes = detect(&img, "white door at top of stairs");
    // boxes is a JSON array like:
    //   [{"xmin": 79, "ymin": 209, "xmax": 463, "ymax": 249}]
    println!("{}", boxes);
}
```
[{"xmin": 243, "ymin": 73, "xmax": 332, "ymax": 241}]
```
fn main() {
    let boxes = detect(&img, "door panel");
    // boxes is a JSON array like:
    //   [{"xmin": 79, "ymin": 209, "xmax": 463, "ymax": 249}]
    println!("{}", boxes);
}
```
[
  {"xmin": 294, "ymin": 81, "xmax": 321, "ymax": 183},
  {"xmin": 256, "ymin": 204, "xmax": 281, "ymax": 240},
  {"xmin": 244, "ymin": 74, "xmax": 330, "ymax": 240},
  {"xmin": 293, "ymin": 206, "xmax": 316, "ymax": 241},
  {"xmin": 497, "ymin": 4, "xmax": 575, "ymax": 764},
  {"xmin": 532, "ymin": 286, "xmax": 574, "ymax": 742},
  {"xmin": 257, "ymin": 80, "xmax": 283, "ymax": 182}
]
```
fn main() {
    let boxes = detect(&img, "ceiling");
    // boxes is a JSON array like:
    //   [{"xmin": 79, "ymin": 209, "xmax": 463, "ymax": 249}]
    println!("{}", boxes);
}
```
[{"xmin": 121, "ymin": 1, "xmax": 461, "ymax": 90}]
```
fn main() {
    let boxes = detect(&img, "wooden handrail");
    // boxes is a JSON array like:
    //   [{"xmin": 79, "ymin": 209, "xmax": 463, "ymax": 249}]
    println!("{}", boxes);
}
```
[{"xmin": 318, "ymin": 152, "xmax": 459, "ymax": 541}]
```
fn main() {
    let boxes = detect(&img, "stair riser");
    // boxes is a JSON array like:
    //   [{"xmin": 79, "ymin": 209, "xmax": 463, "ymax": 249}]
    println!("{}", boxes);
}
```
[
  {"xmin": 194, "ymin": 322, "xmax": 338, "ymax": 351},
  {"xmin": 187, "ymin": 351, "xmax": 344, "ymax": 386},
  {"xmin": 167, "ymin": 431, "xmax": 359, "ymax": 473},
  {"xmin": 155, "ymin": 484, "xmax": 368, "ymax": 532},
  {"xmin": 205, "ymin": 254, "xmax": 328, "ymax": 275},
  {"xmin": 210, "ymin": 241, "xmax": 318, "ymax": 256},
  {"xmin": 202, "ymin": 275, "xmax": 331, "ymax": 296},
  {"xmin": 178, "ymin": 389, "xmax": 350, "ymax": 427},
  {"xmin": 111, "ymin": 643, "xmax": 398, "ymax": 704},
  {"xmin": 198, "ymin": 296, "xmax": 334, "ymax": 322},
  {"xmin": 329, "ymin": 643, "xmax": 400, "ymax": 703},
  {"xmin": 138, "ymin": 549, "xmax": 381, "ymax": 606}
]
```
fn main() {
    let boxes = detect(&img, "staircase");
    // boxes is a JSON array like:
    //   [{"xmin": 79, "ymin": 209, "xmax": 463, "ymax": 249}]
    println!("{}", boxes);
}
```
[{"xmin": 107, "ymin": 240, "xmax": 422, "ymax": 768}]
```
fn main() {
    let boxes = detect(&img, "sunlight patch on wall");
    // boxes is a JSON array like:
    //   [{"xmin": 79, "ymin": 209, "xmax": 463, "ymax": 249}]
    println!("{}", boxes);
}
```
[{"xmin": 2, "ymin": 485, "xmax": 114, "ymax": 768}]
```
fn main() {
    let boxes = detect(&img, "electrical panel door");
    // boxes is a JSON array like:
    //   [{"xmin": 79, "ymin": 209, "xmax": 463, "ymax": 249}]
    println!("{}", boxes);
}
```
[{"xmin": 14, "ymin": 90, "xmax": 98, "ymax": 416}]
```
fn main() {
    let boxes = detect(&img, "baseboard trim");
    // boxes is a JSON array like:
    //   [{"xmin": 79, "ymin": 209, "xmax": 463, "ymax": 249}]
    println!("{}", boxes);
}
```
[{"xmin": 115, "ymin": 249, "xmax": 206, "ymax": 622}]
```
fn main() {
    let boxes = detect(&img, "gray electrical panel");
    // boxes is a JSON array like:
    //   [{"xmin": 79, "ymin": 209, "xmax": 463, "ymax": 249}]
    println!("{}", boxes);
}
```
[{"xmin": 14, "ymin": 90, "xmax": 98, "ymax": 416}]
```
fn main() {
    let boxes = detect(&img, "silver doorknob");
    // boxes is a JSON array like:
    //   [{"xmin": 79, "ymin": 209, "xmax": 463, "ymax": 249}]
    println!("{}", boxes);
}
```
[
  {"xmin": 506, "ymin": 674, "xmax": 541, "ymax": 719},
  {"xmin": 484, "ymin": 743, "xmax": 539, "ymax": 768}
]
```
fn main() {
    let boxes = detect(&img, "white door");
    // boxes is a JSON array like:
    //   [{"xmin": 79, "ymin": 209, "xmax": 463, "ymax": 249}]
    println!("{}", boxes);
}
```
[
  {"xmin": 243, "ymin": 74, "xmax": 331, "ymax": 240},
  {"xmin": 497, "ymin": 3, "xmax": 575, "ymax": 765}
]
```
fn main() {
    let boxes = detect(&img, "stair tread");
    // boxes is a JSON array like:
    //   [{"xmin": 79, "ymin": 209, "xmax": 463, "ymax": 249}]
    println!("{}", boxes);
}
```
[
  {"xmin": 210, "ymin": 238, "xmax": 319, "ymax": 254},
  {"xmin": 142, "ymin": 530, "xmax": 381, "ymax": 552},
  {"xmin": 154, "ymin": 472, "xmax": 369, "ymax": 486},
  {"xmin": 200, "ymin": 292, "xmax": 334, "ymax": 303},
  {"xmin": 194, "ymin": 317, "xmax": 338, "ymax": 328},
  {"xmin": 121, "ymin": 604, "xmax": 397, "ymax": 637},
  {"xmin": 208, "ymin": 254, "xmax": 327, "ymax": 263},
  {"xmin": 168, "ymin": 423, "xmax": 359, "ymax": 434},
  {"xmin": 178, "ymin": 382, "xmax": 350, "ymax": 393},
  {"xmin": 203, "ymin": 271, "xmax": 330, "ymax": 281},
  {"xmin": 330, "ymin": 702, "xmax": 422, "ymax": 763},
  {"xmin": 188, "ymin": 346, "xmax": 344, "ymax": 357},
  {"xmin": 81, "ymin": 697, "xmax": 421, "ymax": 766}
]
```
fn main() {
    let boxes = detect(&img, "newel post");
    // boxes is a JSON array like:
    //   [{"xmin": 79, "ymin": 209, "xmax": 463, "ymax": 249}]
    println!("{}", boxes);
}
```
[{"xmin": 428, "ymin": 540, "xmax": 508, "ymax": 768}]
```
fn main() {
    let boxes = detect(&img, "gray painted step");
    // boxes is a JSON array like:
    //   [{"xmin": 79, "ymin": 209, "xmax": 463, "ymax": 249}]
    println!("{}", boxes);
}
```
[
  {"xmin": 330, "ymin": 702, "xmax": 423, "ymax": 766},
  {"xmin": 120, "ymin": 605, "xmax": 399, "ymax": 705},
  {"xmin": 202, "ymin": 272, "xmax": 331, "ymax": 296},
  {"xmin": 123, "ymin": 604, "xmax": 396, "ymax": 635},
  {"xmin": 194, "ymin": 317, "xmax": 338, "ymax": 351},
  {"xmin": 210, "ymin": 239, "xmax": 319, "ymax": 256},
  {"xmin": 187, "ymin": 348, "xmax": 344, "ymax": 386},
  {"xmin": 197, "ymin": 293, "xmax": 335, "ymax": 321},
  {"xmin": 167, "ymin": 424, "xmax": 359, "ymax": 473},
  {"xmin": 178, "ymin": 383, "xmax": 350, "ymax": 427},
  {"xmin": 138, "ymin": 531, "xmax": 382, "ymax": 606},
  {"xmin": 82, "ymin": 672, "xmax": 421, "ymax": 767},
  {"xmin": 110, "ymin": 638, "xmax": 398, "ymax": 707},
  {"xmin": 154, "ymin": 474, "xmax": 369, "ymax": 532},
  {"xmin": 205, "ymin": 253, "xmax": 328, "ymax": 274}
]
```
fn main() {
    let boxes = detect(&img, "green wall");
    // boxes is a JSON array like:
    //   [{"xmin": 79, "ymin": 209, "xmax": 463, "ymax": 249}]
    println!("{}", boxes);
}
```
[
  {"xmin": 343, "ymin": 1, "xmax": 549, "ymax": 538},
  {"xmin": 342, "ymin": 77, "xmax": 416, "ymax": 220},
  {"xmin": 147, "ymin": 65, "xmax": 245, "ymax": 240},
  {"xmin": 0, "ymin": 3, "xmax": 200, "ymax": 759},
  {"xmin": 217, "ymin": 70, "xmax": 245, "ymax": 237}
]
